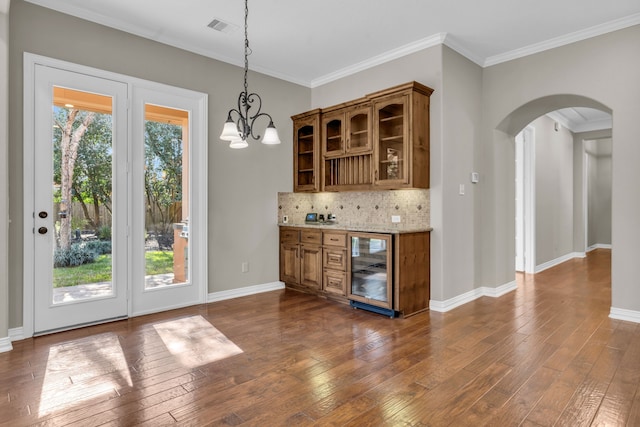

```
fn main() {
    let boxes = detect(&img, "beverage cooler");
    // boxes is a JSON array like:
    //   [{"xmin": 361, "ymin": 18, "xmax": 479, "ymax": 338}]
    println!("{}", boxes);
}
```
[{"xmin": 348, "ymin": 232, "xmax": 395, "ymax": 317}]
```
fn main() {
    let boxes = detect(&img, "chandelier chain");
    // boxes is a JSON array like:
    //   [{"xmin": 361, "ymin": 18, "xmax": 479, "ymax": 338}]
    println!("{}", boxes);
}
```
[{"xmin": 243, "ymin": 0, "xmax": 249, "ymax": 99}]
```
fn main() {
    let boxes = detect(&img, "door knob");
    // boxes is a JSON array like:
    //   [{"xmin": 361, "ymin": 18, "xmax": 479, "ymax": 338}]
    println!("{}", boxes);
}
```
[
  {"xmin": 38, "ymin": 211, "xmax": 48, "ymax": 219},
  {"xmin": 38, "ymin": 227, "xmax": 48, "ymax": 235}
]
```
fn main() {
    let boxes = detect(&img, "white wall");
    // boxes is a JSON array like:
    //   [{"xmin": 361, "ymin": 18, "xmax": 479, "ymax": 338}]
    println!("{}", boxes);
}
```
[{"xmin": 531, "ymin": 116, "xmax": 574, "ymax": 265}]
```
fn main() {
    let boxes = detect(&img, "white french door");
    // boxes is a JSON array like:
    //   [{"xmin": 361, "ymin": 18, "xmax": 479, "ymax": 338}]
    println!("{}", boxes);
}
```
[
  {"xmin": 130, "ymin": 86, "xmax": 207, "ymax": 316},
  {"xmin": 25, "ymin": 54, "xmax": 208, "ymax": 336},
  {"xmin": 31, "ymin": 65, "xmax": 128, "ymax": 334}
]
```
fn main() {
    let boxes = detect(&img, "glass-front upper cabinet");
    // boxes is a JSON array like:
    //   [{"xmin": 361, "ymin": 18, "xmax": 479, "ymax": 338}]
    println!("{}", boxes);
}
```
[
  {"xmin": 348, "ymin": 232, "xmax": 392, "ymax": 309},
  {"xmin": 293, "ymin": 111, "xmax": 320, "ymax": 192},
  {"xmin": 322, "ymin": 110, "xmax": 344, "ymax": 158},
  {"xmin": 373, "ymin": 95, "xmax": 409, "ymax": 186},
  {"xmin": 346, "ymin": 106, "xmax": 372, "ymax": 154},
  {"xmin": 322, "ymin": 105, "xmax": 372, "ymax": 158}
]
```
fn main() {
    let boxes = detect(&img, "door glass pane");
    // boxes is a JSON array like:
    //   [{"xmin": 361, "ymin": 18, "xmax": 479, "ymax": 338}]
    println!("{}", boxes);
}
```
[
  {"xmin": 349, "ymin": 112, "xmax": 368, "ymax": 150},
  {"xmin": 144, "ymin": 104, "xmax": 189, "ymax": 289},
  {"xmin": 377, "ymin": 103, "xmax": 404, "ymax": 181},
  {"xmin": 52, "ymin": 87, "xmax": 114, "ymax": 303},
  {"xmin": 350, "ymin": 236, "xmax": 388, "ymax": 302}
]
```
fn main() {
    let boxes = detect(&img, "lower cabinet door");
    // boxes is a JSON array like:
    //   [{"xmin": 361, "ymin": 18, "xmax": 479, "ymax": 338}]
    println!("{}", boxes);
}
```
[
  {"xmin": 300, "ymin": 245, "xmax": 322, "ymax": 289},
  {"xmin": 280, "ymin": 243, "xmax": 300, "ymax": 284},
  {"xmin": 323, "ymin": 269, "xmax": 347, "ymax": 296}
]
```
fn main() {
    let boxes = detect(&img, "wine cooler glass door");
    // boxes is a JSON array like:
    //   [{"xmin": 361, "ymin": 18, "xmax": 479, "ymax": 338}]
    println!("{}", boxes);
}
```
[{"xmin": 349, "ymin": 233, "xmax": 392, "ymax": 309}]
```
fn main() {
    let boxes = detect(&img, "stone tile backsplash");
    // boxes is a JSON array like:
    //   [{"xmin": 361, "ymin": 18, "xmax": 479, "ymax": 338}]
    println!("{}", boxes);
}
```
[{"xmin": 278, "ymin": 189, "xmax": 429, "ymax": 228}]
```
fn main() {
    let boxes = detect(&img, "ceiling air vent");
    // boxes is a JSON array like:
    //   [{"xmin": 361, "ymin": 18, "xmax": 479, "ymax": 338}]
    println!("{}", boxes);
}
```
[{"xmin": 207, "ymin": 18, "xmax": 239, "ymax": 34}]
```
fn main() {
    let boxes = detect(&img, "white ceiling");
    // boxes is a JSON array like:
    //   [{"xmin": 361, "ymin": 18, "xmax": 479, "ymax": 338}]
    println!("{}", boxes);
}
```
[
  {"xmin": 24, "ymin": 0, "xmax": 640, "ymax": 88},
  {"xmin": 548, "ymin": 108, "xmax": 612, "ymax": 133}
]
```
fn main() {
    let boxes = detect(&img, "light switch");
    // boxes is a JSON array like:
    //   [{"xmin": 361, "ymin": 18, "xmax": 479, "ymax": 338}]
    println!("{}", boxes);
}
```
[{"xmin": 459, "ymin": 184, "xmax": 465, "ymax": 195}]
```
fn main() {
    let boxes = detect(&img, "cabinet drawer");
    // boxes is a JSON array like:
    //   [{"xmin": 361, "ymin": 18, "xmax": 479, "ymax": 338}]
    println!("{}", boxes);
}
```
[
  {"xmin": 323, "ymin": 269, "xmax": 347, "ymax": 296},
  {"xmin": 301, "ymin": 230, "xmax": 322, "ymax": 245},
  {"xmin": 323, "ymin": 248, "xmax": 347, "ymax": 271},
  {"xmin": 323, "ymin": 231, "xmax": 347, "ymax": 247},
  {"xmin": 280, "ymin": 228, "xmax": 300, "ymax": 243}
]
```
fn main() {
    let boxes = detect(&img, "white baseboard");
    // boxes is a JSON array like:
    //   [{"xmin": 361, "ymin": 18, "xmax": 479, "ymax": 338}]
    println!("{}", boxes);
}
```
[
  {"xmin": 9, "ymin": 327, "xmax": 24, "ymax": 341},
  {"xmin": 481, "ymin": 280, "xmax": 518, "ymax": 298},
  {"xmin": 610, "ymin": 307, "xmax": 640, "ymax": 324},
  {"xmin": 208, "ymin": 281, "xmax": 285, "ymax": 303},
  {"xmin": 0, "ymin": 336, "xmax": 12, "ymax": 353},
  {"xmin": 587, "ymin": 244, "xmax": 612, "ymax": 252},
  {"xmin": 535, "ymin": 252, "xmax": 585, "ymax": 273},
  {"xmin": 429, "ymin": 280, "xmax": 517, "ymax": 313}
]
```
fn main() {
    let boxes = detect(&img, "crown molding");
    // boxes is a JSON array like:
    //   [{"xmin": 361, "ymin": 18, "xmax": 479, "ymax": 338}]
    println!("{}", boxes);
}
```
[
  {"xmin": 484, "ymin": 12, "xmax": 640, "ymax": 67},
  {"xmin": 310, "ymin": 33, "xmax": 447, "ymax": 88},
  {"xmin": 442, "ymin": 34, "xmax": 484, "ymax": 66}
]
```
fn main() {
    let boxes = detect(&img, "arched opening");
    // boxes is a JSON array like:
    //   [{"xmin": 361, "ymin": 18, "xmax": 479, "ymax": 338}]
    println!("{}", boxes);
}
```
[{"xmin": 496, "ymin": 94, "xmax": 612, "ymax": 294}]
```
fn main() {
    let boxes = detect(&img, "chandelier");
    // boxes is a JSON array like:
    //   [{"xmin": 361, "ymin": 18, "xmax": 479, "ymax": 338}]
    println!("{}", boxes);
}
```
[{"xmin": 219, "ymin": 0, "xmax": 280, "ymax": 149}]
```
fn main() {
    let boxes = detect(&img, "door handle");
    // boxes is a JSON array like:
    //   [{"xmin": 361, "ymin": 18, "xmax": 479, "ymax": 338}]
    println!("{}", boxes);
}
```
[
  {"xmin": 38, "ymin": 227, "xmax": 48, "ymax": 235},
  {"xmin": 38, "ymin": 211, "xmax": 48, "ymax": 219}
]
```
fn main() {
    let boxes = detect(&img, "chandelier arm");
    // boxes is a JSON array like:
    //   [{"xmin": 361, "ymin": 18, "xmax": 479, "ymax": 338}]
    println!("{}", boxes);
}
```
[{"xmin": 248, "ymin": 112, "xmax": 275, "ymax": 140}]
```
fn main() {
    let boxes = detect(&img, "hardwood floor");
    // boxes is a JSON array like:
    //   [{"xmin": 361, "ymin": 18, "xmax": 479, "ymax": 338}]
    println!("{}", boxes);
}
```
[{"xmin": 1, "ymin": 249, "xmax": 638, "ymax": 426}]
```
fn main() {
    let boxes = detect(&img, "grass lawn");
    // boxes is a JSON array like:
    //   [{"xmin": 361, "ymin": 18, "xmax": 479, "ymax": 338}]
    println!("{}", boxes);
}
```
[{"xmin": 54, "ymin": 251, "xmax": 174, "ymax": 287}]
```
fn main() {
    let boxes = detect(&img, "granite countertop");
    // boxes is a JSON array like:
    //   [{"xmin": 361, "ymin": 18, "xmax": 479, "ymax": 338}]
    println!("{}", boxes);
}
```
[{"xmin": 278, "ymin": 222, "xmax": 432, "ymax": 234}]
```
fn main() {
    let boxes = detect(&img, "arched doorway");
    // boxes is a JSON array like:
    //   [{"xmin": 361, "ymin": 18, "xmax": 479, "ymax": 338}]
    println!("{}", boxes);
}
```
[{"xmin": 496, "ymin": 94, "xmax": 612, "ymax": 295}]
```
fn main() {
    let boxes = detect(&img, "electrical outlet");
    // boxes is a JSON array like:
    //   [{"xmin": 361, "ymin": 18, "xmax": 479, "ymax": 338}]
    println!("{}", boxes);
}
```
[
  {"xmin": 241, "ymin": 262, "xmax": 249, "ymax": 273},
  {"xmin": 282, "ymin": 215, "xmax": 288, "ymax": 223},
  {"xmin": 391, "ymin": 215, "xmax": 401, "ymax": 223}
]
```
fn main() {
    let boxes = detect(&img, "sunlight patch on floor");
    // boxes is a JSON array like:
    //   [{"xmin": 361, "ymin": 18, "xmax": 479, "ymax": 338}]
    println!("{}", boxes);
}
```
[
  {"xmin": 38, "ymin": 332, "xmax": 132, "ymax": 417},
  {"xmin": 153, "ymin": 315, "xmax": 243, "ymax": 368}
]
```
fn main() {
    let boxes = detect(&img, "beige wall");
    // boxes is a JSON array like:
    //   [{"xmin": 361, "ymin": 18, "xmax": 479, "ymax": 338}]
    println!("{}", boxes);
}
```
[
  {"xmin": 586, "ymin": 139, "xmax": 612, "ymax": 247},
  {"xmin": 7, "ymin": 1, "xmax": 310, "ymax": 328},
  {"xmin": 572, "ymin": 129, "xmax": 612, "ymax": 252},
  {"xmin": 532, "ymin": 115, "xmax": 575, "ymax": 265},
  {"xmin": 480, "ymin": 25, "xmax": 640, "ymax": 311},
  {"xmin": 0, "ymin": 9, "xmax": 8, "ymax": 341}
]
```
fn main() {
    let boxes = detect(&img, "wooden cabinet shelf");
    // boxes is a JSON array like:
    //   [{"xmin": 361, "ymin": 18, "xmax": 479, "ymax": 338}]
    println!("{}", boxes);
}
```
[{"xmin": 291, "ymin": 81, "xmax": 432, "ymax": 192}]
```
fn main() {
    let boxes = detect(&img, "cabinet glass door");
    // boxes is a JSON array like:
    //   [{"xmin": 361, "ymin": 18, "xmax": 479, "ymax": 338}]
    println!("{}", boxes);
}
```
[
  {"xmin": 294, "ymin": 116, "xmax": 318, "ymax": 192},
  {"xmin": 322, "ymin": 113, "xmax": 344, "ymax": 157},
  {"xmin": 349, "ymin": 233, "xmax": 392, "ymax": 308},
  {"xmin": 375, "ymin": 97, "xmax": 409, "ymax": 185},
  {"xmin": 346, "ymin": 107, "xmax": 371, "ymax": 153}
]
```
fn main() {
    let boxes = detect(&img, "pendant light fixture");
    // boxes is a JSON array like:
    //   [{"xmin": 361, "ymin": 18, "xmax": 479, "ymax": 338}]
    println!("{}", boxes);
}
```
[{"xmin": 219, "ymin": 0, "xmax": 281, "ymax": 149}]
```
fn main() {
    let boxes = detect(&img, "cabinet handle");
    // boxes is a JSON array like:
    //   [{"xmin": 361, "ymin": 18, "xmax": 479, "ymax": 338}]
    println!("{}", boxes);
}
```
[
  {"xmin": 330, "ymin": 238, "xmax": 339, "ymax": 241},
  {"xmin": 375, "ymin": 169, "xmax": 379, "ymax": 180}
]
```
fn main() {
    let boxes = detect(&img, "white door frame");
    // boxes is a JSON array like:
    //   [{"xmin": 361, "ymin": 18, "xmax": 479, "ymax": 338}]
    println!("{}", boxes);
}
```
[
  {"xmin": 515, "ymin": 126, "xmax": 536, "ymax": 274},
  {"xmin": 23, "ymin": 53, "xmax": 208, "ymax": 337}
]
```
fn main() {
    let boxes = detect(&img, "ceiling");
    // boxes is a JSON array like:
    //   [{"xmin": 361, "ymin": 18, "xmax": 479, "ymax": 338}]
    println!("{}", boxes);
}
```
[
  {"xmin": 24, "ymin": 0, "xmax": 640, "ymax": 88},
  {"xmin": 548, "ymin": 108, "xmax": 612, "ymax": 133}
]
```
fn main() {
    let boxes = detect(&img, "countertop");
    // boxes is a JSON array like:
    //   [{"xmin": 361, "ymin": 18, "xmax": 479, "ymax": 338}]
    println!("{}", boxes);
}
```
[{"xmin": 278, "ymin": 222, "xmax": 432, "ymax": 234}]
